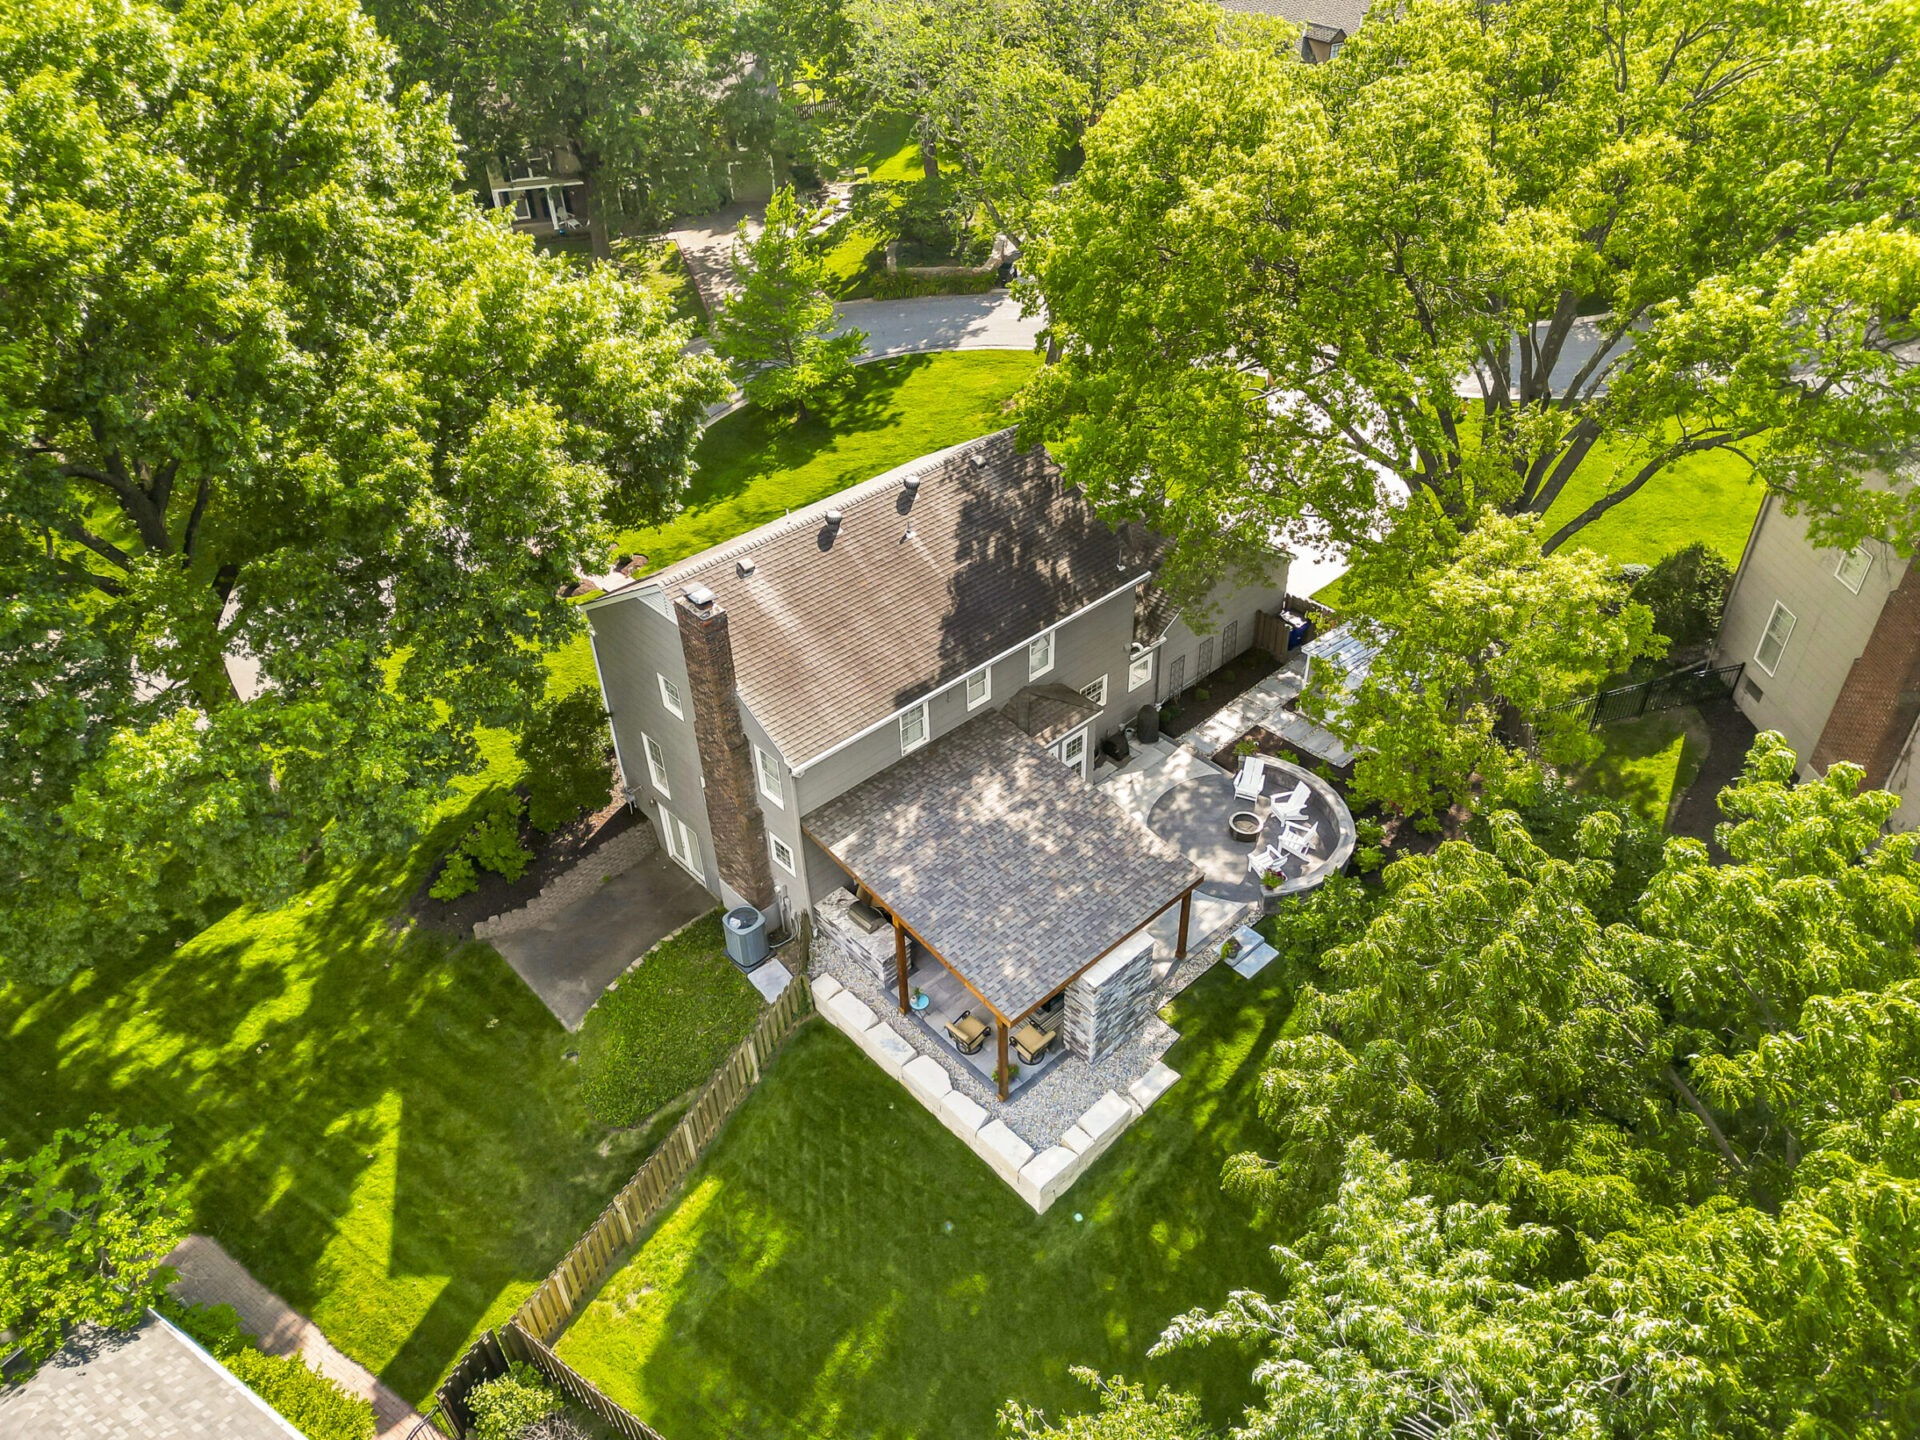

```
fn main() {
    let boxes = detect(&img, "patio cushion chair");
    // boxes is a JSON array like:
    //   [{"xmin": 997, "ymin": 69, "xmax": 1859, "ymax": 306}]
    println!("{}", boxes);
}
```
[
  {"xmin": 945, "ymin": 1009, "xmax": 989, "ymax": 1055},
  {"xmin": 1013, "ymin": 1020, "xmax": 1058, "ymax": 1066},
  {"xmin": 1233, "ymin": 756, "xmax": 1266, "ymax": 801}
]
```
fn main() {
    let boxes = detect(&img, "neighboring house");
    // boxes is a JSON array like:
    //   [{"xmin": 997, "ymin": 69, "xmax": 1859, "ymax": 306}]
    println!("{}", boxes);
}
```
[
  {"xmin": 1216, "ymin": 0, "xmax": 1371, "ymax": 60},
  {"xmin": 483, "ymin": 147, "xmax": 589, "ymax": 235},
  {"xmin": 585, "ymin": 429, "xmax": 1291, "ymax": 1095},
  {"xmin": 1714, "ymin": 489, "xmax": 1919, "ymax": 830}
]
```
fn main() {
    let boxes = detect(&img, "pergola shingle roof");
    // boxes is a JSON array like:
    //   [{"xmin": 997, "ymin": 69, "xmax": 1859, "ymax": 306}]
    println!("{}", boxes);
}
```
[{"xmin": 803, "ymin": 711, "xmax": 1203, "ymax": 1022}]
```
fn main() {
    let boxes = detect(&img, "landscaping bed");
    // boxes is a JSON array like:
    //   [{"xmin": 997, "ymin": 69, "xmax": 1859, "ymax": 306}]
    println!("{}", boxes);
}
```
[
  {"xmin": 1155, "ymin": 648, "xmax": 1281, "ymax": 738},
  {"xmin": 409, "ymin": 794, "xmax": 643, "ymax": 938},
  {"xmin": 552, "ymin": 961, "xmax": 1308, "ymax": 1440}
]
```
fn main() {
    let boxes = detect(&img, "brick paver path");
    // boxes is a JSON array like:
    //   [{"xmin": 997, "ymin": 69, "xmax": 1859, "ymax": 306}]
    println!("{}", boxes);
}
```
[{"xmin": 165, "ymin": 1237, "xmax": 426, "ymax": 1440}]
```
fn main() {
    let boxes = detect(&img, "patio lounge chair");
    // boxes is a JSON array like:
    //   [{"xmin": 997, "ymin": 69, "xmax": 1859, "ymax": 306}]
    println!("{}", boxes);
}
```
[
  {"xmin": 1274, "ymin": 781, "xmax": 1311, "ymax": 820},
  {"xmin": 1249, "ymin": 843, "xmax": 1288, "ymax": 875},
  {"xmin": 1278, "ymin": 823, "xmax": 1320, "ymax": 860},
  {"xmin": 1234, "ymin": 756, "xmax": 1265, "ymax": 801},
  {"xmin": 1013, "ymin": 1019, "xmax": 1058, "ymax": 1066},
  {"xmin": 945, "ymin": 1009, "xmax": 990, "ymax": 1056}
]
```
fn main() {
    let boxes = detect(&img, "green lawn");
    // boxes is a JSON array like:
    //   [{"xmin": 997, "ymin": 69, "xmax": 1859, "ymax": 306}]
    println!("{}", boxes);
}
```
[
  {"xmin": 0, "ymin": 850, "xmax": 663, "ymax": 1404},
  {"xmin": 1539, "ymin": 433, "xmax": 1763, "ymax": 566},
  {"xmin": 619, "ymin": 237, "xmax": 707, "ymax": 332},
  {"xmin": 611, "ymin": 350, "xmax": 1040, "ymax": 574},
  {"xmin": 556, "ymin": 961, "xmax": 1303, "ymax": 1440},
  {"xmin": 819, "ymin": 114, "xmax": 933, "ymax": 298},
  {"xmin": 1573, "ymin": 705, "xmax": 1710, "ymax": 827}
]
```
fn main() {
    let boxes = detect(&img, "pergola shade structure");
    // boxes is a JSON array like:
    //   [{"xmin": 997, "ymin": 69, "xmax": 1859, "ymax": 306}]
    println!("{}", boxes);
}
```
[{"xmin": 804, "ymin": 711, "xmax": 1204, "ymax": 1097}]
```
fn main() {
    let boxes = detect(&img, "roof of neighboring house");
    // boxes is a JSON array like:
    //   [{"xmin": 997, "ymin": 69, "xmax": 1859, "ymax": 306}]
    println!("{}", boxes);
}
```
[
  {"xmin": 1215, "ymin": 0, "xmax": 1371, "ymax": 35},
  {"xmin": 596, "ymin": 429, "xmax": 1163, "ymax": 767},
  {"xmin": 803, "ymin": 710, "xmax": 1203, "ymax": 1022},
  {"xmin": 0, "ymin": 1317, "xmax": 306, "ymax": 1439}
]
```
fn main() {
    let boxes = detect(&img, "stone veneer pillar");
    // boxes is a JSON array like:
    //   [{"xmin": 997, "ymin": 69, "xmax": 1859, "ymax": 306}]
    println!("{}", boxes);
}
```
[
  {"xmin": 1810, "ymin": 557, "xmax": 1920, "ymax": 788},
  {"xmin": 674, "ymin": 588, "xmax": 777, "ymax": 911}
]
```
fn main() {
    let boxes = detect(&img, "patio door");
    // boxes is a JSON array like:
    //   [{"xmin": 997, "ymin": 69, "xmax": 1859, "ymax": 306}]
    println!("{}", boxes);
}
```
[
  {"xmin": 659, "ymin": 805, "xmax": 702, "ymax": 881},
  {"xmin": 1055, "ymin": 724, "xmax": 1091, "ymax": 779}
]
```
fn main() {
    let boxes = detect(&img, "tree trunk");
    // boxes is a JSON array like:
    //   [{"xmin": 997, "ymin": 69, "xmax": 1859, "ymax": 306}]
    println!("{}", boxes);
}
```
[
  {"xmin": 578, "ymin": 156, "xmax": 614, "ymax": 267},
  {"xmin": 919, "ymin": 136, "xmax": 939, "ymax": 181}
]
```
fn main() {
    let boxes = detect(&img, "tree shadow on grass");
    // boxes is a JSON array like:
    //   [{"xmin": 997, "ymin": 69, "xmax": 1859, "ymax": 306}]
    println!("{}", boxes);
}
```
[
  {"xmin": 0, "ymin": 840, "xmax": 652, "ymax": 1404},
  {"xmin": 561, "ymin": 961, "xmax": 1300, "ymax": 1440}
]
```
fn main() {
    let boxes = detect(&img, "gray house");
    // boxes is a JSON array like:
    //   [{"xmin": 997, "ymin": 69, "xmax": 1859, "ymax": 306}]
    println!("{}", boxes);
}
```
[
  {"xmin": 1215, "ymin": 0, "xmax": 1371, "ymax": 60},
  {"xmin": 1714, "ymin": 489, "xmax": 1918, "ymax": 830},
  {"xmin": 585, "ymin": 429, "xmax": 1290, "ymax": 1093}
]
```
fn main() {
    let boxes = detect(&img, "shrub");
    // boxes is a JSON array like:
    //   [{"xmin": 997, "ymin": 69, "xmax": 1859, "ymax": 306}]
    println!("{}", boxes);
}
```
[
  {"xmin": 517, "ymin": 687, "xmax": 613, "ymax": 833},
  {"xmin": 1629, "ymin": 542, "xmax": 1734, "ymax": 650},
  {"xmin": 463, "ymin": 792, "xmax": 534, "ymax": 882},
  {"xmin": 430, "ymin": 850, "xmax": 478, "ymax": 901},
  {"xmin": 1354, "ymin": 817, "xmax": 1387, "ymax": 848},
  {"xmin": 157, "ymin": 1297, "xmax": 252, "ymax": 1359},
  {"xmin": 871, "ymin": 269, "xmax": 998, "ymax": 300},
  {"xmin": 470, "ymin": 1363, "xmax": 561, "ymax": 1440},
  {"xmin": 1353, "ymin": 845, "xmax": 1386, "ymax": 874},
  {"xmin": 577, "ymin": 912, "xmax": 764, "ymax": 1125},
  {"xmin": 226, "ymin": 1348, "xmax": 375, "ymax": 1440}
]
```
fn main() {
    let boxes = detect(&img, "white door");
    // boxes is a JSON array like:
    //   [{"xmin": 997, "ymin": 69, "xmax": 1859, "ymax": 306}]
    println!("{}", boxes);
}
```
[
  {"xmin": 1056, "ymin": 725, "xmax": 1090, "ymax": 779},
  {"xmin": 660, "ymin": 806, "xmax": 702, "ymax": 880}
]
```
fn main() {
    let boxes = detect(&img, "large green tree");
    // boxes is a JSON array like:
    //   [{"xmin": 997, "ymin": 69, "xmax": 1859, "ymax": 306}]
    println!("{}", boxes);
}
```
[
  {"xmin": 1018, "ymin": 0, "xmax": 1920, "ymax": 600},
  {"xmin": 0, "ymin": 1118, "xmax": 186, "ymax": 1371},
  {"xmin": 1304, "ymin": 509, "xmax": 1661, "ymax": 819},
  {"xmin": 364, "ymin": 0, "xmax": 763, "ymax": 256},
  {"xmin": 0, "ymin": 0, "xmax": 726, "ymax": 982}
]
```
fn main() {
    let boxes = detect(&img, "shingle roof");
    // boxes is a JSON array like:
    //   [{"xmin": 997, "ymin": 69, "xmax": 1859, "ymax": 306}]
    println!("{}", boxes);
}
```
[
  {"xmin": 603, "ymin": 430, "xmax": 1162, "ymax": 766},
  {"xmin": 803, "ymin": 711, "xmax": 1203, "ymax": 1021},
  {"xmin": 1216, "ymin": 0, "xmax": 1372, "ymax": 35},
  {"xmin": 1001, "ymin": 682, "xmax": 1102, "ymax": 748}
]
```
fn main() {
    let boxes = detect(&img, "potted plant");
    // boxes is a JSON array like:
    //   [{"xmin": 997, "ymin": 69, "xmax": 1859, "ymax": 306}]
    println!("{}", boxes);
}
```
[
  {"xmin": 1261, "ymin": 868, "xmax": 1286, "ymax": 911},
  {"xmin": 1220, "ymin": 936, "xmax": 1241, "ymax": 961}
]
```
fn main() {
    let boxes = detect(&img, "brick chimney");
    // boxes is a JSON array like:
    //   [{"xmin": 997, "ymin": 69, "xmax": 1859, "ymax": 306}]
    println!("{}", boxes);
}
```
[
  {"xmin": 1810, "ymin": 557, "xmax": 1920, "ymax": 788},
  {"xmin": 674, "ymin": 585, "xmax": 777, "ymax": 911}
]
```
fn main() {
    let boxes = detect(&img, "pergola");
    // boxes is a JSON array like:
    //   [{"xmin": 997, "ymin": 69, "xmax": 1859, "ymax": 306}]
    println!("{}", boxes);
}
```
[{"xmin": 804, "ymin": 711, "xmax": 1204, "ymax": 1099}]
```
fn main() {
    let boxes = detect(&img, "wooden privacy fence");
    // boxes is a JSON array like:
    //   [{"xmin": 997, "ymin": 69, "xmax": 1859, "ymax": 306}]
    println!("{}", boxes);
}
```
[
  {"xmin": 511, "ymin": 972, "xmax": 815, "ymax": 1343},
  {"xmin": 432, "ymin": 1321, "xmax": 665, "ymax": 1440}
]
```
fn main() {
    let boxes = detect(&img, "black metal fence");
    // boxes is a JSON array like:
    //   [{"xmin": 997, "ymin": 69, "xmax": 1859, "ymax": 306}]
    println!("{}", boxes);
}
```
[{"xmin": 1545, "ymin": 661, "xmax": 1745, "ymax": 731}]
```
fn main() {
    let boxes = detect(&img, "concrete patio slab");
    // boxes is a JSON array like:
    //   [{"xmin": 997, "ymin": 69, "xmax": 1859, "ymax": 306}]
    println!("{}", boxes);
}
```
[
  {"xmin": 490, "ymin": 854, "xmax": 712, "ymax": 1029},
  {"xmin": 747, "ymin": 958, "xmax": 793, "ymax": 1003}
]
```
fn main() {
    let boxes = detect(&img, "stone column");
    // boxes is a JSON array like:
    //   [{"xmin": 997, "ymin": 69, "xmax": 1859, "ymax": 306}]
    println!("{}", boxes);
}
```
[{"xmin": 675, "ymin": 587, "xmax": 777, "ymax": 911}]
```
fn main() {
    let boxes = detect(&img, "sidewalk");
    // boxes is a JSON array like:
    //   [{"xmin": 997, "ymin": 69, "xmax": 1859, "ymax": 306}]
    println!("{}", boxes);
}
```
[{"xmin": 166, "ymin": 1236, "xmax": 426, "ymax": 1440}]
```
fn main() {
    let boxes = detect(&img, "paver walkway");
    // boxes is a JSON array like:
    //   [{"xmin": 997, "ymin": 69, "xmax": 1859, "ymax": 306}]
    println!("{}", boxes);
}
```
[{"xmin": 165, "ymin": 1236, "xmax": 425, "ymax": 1440}]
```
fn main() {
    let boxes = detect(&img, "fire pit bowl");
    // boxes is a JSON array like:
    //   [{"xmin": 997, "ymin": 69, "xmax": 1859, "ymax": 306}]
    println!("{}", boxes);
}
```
[{"xmin": 1228, "ymin": 810, "xmax": 1262, "ymax": 843}]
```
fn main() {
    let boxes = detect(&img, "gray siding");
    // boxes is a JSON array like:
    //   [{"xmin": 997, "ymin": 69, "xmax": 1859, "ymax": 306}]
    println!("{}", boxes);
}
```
[
  {"xmin": 1150, "ymin": 565, "xmax": 1292, "ymax": 704},
  {"xmin": 793, "ymin": 582, "xmax": 1141, "ymax": 817},
  {"xmin": 737, "ymin": 702, "xmax": 812, "ymax": 922},
  {"xmin": 1713, "ymin": 496, "xmax": 1904, "ymax": 778},
  {"xmin": 588, "ymin": 591, "xmax": 722, "ymax": 897}
]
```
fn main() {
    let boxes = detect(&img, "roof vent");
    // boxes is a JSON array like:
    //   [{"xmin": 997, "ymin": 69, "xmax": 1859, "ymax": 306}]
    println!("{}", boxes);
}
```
[
  {"xmin": 902, "ymin": 475, "xmax": 921, "ymax": 493},
  {"xmin": 825, "ymin": 508, "xmax": 844, "ymax": 528},
  {"xmin": 968, "ymin": 452, "xmax": 989, "ymax": 469},
  {"xmin": 737, "ymin": 557, "xmax": 757, "ymax": 577},
  {"xmin": 683, "ymin": 583, "xmax": 716, "ymax": 611}
]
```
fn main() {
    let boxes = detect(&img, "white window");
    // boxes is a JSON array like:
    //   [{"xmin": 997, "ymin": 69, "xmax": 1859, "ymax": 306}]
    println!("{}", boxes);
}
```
[
  {"xmin": 1028, "ymin": 630, "xmax": 1055, "ymax": 679},
  {"xmin": 1079, "ymin": 675, "xmax": 1108, "ymax": 709},
  {"xmin": 769, "ymin": 833, "xmax": 797, "ymax": 876},
  {"xmin": 1754, "ymin": 601, "xmax": 1796, "ymax": 676},
  {"xmin": 1835, "ymin": 545, "xmax": 1873, "ymax": 594},
  {"xmin": 1128, "ymin": 650, "xmax": 1155, "ymax": 692},
  {"xmin": 753, "ymin": 743, "xmax": 784, "ymax": 808},
  {"xmin": 642, "ymin": 732, "xmax": 670, "ymax": 797},
  {"xmin": 660, "ymin": 806, "xmax": 701, "ymax": 879},
  {"xmin": 965, "ymin": 666, "xmax": 992, "ymax": 710},
  {"xmin": 658, "ymin": 673, "xmax": 684, "ymax": 719},
  {"xmin": 899, "ymin": 701, "xmax": 929, "ymax": 753}
]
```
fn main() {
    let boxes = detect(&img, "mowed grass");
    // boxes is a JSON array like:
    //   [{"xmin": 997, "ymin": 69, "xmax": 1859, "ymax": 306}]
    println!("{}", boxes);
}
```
[
  {"xmin": 556, "ymin": 961, "xmax": 1303, "ymax": 1440},
  {"xmin": 0, "ymin": 849, "xmax": 656, "ymax": 1404},
  {"xmin": 1574, "ymin": 705, "xmax": 1711, "ymax": 828},
  {"xmin": 1541, "ymin": 434, "xmax": 1763, "ymax": 566},
  {"xmin": 611, "ymin": 351, "xmax": 1039, "ymax": 574}
]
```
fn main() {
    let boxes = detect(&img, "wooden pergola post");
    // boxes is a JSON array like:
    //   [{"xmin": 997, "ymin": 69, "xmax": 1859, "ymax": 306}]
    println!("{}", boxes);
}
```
[
  {"xmin": 893, "ymin": 918, "xmax": 910, "ymax": 1015},
  {"xmin": 996, "ymin": 1019, "xmax": 1011, "ymax": 1101},
  {"xmin": 1176, "ymin": 888, "xmax": 1192, "ymax": 959}
]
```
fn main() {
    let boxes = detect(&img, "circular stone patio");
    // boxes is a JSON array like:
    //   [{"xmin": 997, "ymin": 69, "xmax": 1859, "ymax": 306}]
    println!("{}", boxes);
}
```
[{"xmin": 1144, "ymin": 757, "xmax": 1356, "ymax": 902}]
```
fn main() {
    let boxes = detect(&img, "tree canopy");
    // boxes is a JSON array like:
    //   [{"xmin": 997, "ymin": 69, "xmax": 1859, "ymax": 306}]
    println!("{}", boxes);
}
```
[
  {"xmin": 1017, "ymin": 0, "xmax": 1920, "ymax": 601},
  {"xmin": 713, "ymin": 187, "xmax": 869, "ymax": 413},
  {"xmin": 1304, "ymin": 509, "xmax": 1661, "ymax": 818},
  {"xmin": 0, "ymin": 0, "xmax": 726, "ymax": 982}
]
